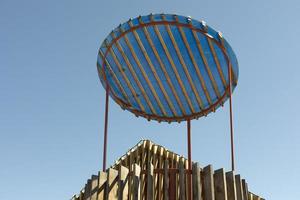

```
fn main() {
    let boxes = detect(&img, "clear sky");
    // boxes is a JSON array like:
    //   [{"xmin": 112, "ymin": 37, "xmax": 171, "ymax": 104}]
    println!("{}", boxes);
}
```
[{"xmin": 1, "ymin": 0, "xmax": 299, "ymax": 199}]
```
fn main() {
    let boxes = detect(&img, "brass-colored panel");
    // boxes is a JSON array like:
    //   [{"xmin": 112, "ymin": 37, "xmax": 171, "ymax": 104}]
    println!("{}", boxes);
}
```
[
  {"xmin": 163, "ymin": 22, "xmax": 204, "ymax": 110},
  {"xmin": 151, "ymin": 15, "xmax": 195, "ymax": 113},
  {"xmin": 119, "ymin": 26, "xmax": 168, "ymax": 116},
  {"xmin": 128, "ymin": 21, "xmax": 178, "ymax": 116},
  {"xmin": 138, "ymin": 17, "xmax": 187, "ymax": 116},
  {"xmin": 105, "ymin": 40, "xmax": 146, "ymax": 112},
  {"xmin": 176, "ymin": 24, "xmax": 213, "ymax": 106},
  {"xmin": 217, "ymin": 33, "xmax": 237, "ymax": 85},
  {"xmin": 207, "ymin": 38, "xmax": 227, "ymax": 90},
  {"xmin": 192, "ymin": 30, "xmax": 222, "ymax": 98},
  {"xmin": 111, "ymin": 32, "xmax": 158, "ymax": 115},
  {"xmin": 98, "ymin": 50, "xmax": 130, "ymax": 104}
]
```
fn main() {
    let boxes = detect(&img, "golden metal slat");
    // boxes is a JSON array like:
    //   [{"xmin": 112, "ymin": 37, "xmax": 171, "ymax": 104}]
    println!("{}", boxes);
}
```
[
  {"xmin": 151, "ymin": 17, "xmax": 195, "ymax": 113},
  {"xmin": 206, "ymin": 38, "xmax": 228, "ymax": 90},
  {"xmin": 174, "ymin": 16, "xmax": 213, "ymax": 107},
  {"xmin": 163, "ymin": 22, "xmax": 204, "ymax": 110},
  {"xmin": 105, "ymin": 40, "xmax": 146, "ymax": 112},
  {"xmin": 119, "ymin": 26, "xmax": 168, "ymax": 116},
  {"xmin": 217, "ymin": 32, "xmax": 238, "ymax": 85},
  {"xmin": 138, "ymin": 17, "xmax": 187, "ymax": 116},
  {"xmin": 98, "ymin": 50, "xmax": 130, "ymax": 104},
  {"xmin": 96, "ymin": 61, "xmax": 127, "ymax": 110},
  {"xmin": 128, "ymin": 21, "xmax": 178, "ymax": 117},
  {"xmin": 192, "ymin": 30, "xmax": 222, "ymax": 99},
  {"xmin": 111, "ymin": 32, "xmax": 158, "ymax": 116}
]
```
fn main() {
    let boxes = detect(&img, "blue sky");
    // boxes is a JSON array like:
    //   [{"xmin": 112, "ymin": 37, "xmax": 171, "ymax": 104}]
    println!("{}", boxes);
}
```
[{"xmin": 1, "ymin": 0, "xmax": 299, "ymax": 199}]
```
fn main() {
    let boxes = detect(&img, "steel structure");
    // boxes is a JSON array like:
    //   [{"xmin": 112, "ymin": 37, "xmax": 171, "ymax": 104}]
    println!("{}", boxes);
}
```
[{"xmin": 97, "ymin": 13, "xmax": 239, "ymax": 199}]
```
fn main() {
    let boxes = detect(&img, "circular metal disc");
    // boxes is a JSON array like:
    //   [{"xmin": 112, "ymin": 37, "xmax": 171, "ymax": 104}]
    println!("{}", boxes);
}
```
[{"xmin": 97, "ymin": 14, "xmax": 239, "ymax": 122}]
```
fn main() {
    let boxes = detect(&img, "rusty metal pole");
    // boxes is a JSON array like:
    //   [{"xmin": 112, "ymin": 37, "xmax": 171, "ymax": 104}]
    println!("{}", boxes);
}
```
[
  {"xmin": 228, "ymin": 64, "xmax": 235, "ymax": 171},
  {"xmin": 187, "ymin": 119, "xmax": 192, "ymax": 200},
  {"xmin": 102, "ymin": 86, "xmax": 109, "ymax": 172}
]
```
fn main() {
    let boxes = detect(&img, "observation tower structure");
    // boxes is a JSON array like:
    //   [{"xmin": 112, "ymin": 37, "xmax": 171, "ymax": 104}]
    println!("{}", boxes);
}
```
[{"xmin": 72, "ymin": 14, "xmax": 264, "ymax": 200}]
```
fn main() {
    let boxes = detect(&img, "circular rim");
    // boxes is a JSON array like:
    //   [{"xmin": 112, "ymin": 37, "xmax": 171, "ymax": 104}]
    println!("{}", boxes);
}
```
[{"xmin": 98, "ymin": 14, "xmax": 237, "ymax": 123}]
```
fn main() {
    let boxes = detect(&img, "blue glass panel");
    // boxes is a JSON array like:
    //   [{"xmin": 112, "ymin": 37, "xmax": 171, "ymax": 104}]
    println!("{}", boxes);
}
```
[
  {"xmin": 97, "ymin": 13, "xmax": 239, "ymax": 121},
  {"xmin": 135, "ymin": 27, "xmax": 183, "ymax": 116}
]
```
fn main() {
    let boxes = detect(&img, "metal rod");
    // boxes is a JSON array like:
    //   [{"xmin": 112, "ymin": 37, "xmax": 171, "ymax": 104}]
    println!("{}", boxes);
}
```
[
  {"xmin": 102, "ymin": 86, "xmax": 109, "ymax": 171},
  {"xmin": 163, "ymin": 16, "xmax": 204, "ymax": 110},
  {"xmin": 98, "ymin": 51, "xmax": 130, "ymax": 105},
  {"xmin": 206, "ymin": 38, "xmax": 227, "ymax": 90},
  {"xmin": 193, "ymin": 32, "xmax": 221, "ymax": 99},
  {"xmin": 187, "ymin": 119, "xmax": 192, "ymax": 200},
  {"xmin": 112, "ymin": 33, "xmax": 158, "ymax": 116},
  {"xmin": 120, "ymin": 28, "xmax": 167, "ymax": 116},
  {"xmin": 106, "ymin": 42, "xmax": 146, "ymax": 112},
  {"xmin": 128, "ymin": 20, "xmax": 178, "ymax": 117},
  {"xmin": 228, "ymin": 62, "xmax": 235, "ymax": 171},
  {"xmin": 179, "ymin": 24, "xmax": 212, "ymax": 106},
  {"xmin": 152, "ymin": 18, "xmax": 195, "ymax": 113},
  {"xmin": 138, "ymin": 17, "xmax": 186, "ymax": 116}
]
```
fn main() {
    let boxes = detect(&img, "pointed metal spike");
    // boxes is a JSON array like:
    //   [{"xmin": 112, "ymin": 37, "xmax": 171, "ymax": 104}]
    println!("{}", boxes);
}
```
[
  {"xmin": 187, "ymin": 17, "xmax": 192, "ymax": 23},
  {"xmin": 201, "ymin": 20, "xmax": 208, "ymax": 32},
  {"xmin": 218, "ymin": 31, "xmax": 223, "ymax": 38}
]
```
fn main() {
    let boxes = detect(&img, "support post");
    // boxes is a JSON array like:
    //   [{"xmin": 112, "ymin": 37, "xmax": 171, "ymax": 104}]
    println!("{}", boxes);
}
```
[
  {"xmin": 102, "ymin": 86, "xmax": 109, "ymax": 171},
  {"xmin": 228, "ymin": 62, "xmax": 235, "ymax": 171},
  {"xmin": 187, "ymin": 119, "xmax": 192, "ymax": 200}
]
